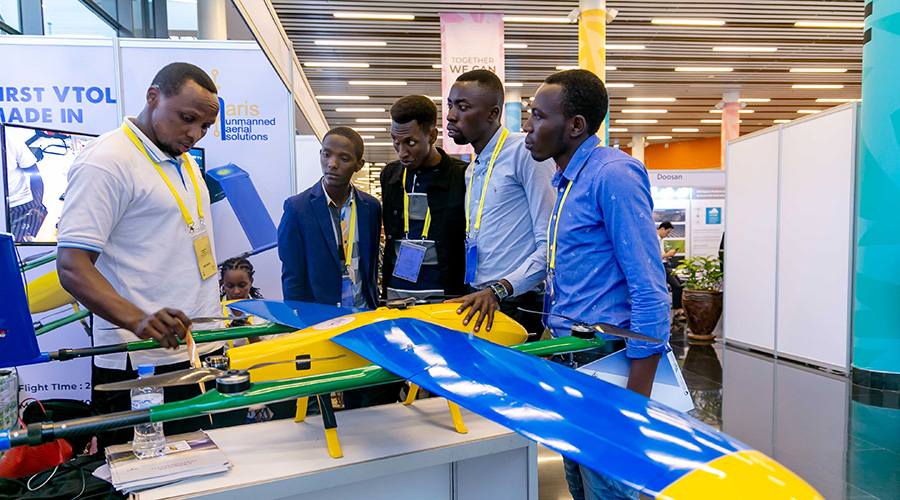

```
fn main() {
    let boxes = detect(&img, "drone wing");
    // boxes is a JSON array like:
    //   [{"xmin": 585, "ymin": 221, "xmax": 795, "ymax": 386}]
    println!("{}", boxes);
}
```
[
  {"xmin": 227, "ymin": 299, "xmax": 368, "ymax": 330},
  {"xmin": 332, "ymin": 318, "xmax": 821, "ymax": 499}
]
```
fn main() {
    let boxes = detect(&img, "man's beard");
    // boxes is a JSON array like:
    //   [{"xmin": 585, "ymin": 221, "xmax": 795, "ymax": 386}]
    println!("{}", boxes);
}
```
[{"xmin": 159, "ymin": 142, "xmax": 184, "ymax": 158}]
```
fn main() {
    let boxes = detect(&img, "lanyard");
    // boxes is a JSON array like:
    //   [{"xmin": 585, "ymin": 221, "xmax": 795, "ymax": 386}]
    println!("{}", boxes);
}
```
[
  {"xmin": 402, "ymin": 167, "xmax": 432, "ymax": 239},
  {"xmin": 547, "ymin": 181, "xmax": 574, "ymax": 271},
  {"xmin": 466, "ymin": 128, "xmax": 509, "ymax": 234},
  {"xmin": 121, "ymin": 123, "xmax": 203, "ymax": 230},
  {"xmin": 341, "ymin": 195, "xmax": 357, "ymax": 268}
]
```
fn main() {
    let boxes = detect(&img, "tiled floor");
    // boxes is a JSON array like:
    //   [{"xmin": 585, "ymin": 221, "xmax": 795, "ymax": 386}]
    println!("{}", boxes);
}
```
[{"xmin": 537, "ymin": 319, "xmax": 900, "ymax": 500}]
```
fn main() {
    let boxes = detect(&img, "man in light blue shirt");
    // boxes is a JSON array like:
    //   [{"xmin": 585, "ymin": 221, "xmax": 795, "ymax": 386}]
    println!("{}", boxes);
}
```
[
  {"xmin": 524, "ymin": 69, "xmax": 670, "ymax": 500},
  {"xmin": 444, "ymin": 69, "xmax": 557, "ymax": 336}
]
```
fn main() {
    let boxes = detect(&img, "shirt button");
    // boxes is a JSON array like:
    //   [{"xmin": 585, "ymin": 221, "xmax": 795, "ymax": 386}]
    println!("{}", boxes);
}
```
[
  {"xmin": 387, "ymin": 235, "xmax": 392, "ymax": 240},
  {"xmin": 393, "ymin": 210, "xmax": 398, "ymax": 215}
]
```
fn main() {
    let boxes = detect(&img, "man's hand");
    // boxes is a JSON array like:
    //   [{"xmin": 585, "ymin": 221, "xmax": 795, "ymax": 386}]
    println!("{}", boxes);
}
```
[
  {"xmin": 625, "ymin": 353, "xmax": 661, "ymax": 397},
  {"xmin": 129, "ymin": 308, "xmax": 192, "ymax": 349},
  {"xmin": 663, "ymin": 248, "xmax": 677, "ymax": 259},
  {"xmin": 446, "ymin": 288, "xmax": 499, "ymax": 333}
]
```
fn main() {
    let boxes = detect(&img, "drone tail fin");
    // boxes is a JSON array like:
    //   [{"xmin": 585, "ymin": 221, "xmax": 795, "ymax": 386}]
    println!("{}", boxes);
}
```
[{"xmin": 0, "ymin": 233, "xmax": 48, "ymax": 367}]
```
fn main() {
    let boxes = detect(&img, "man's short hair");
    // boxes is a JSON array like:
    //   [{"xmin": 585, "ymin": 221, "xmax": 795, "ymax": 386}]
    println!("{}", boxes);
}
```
[
  {"xmin": 391, "ymin": 95, "xmax": 438, "ymax": 130},
  {"xmin": 323, "ymin": 126, "xmax": 364, "ymax": 160},
  {"xmin": 455, "ymin": 69, "xmax": 504, "ymax": 107},
  {"xmin": 543, "ymin": 69, "xmax": 609, "ymax": 136},
  {"xmin": 659, "ymin": 221, "xmax": 674, "ymax": 230},
  {"xmin": 151, "ymin": 62, "xmax": 217, "ymax": 97}
]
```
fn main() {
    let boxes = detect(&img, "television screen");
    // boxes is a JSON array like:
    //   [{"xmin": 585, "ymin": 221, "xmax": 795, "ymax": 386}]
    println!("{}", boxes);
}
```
[{"xmin": 1, "ymin": 124, "xmax": 97, "ymax": 245}]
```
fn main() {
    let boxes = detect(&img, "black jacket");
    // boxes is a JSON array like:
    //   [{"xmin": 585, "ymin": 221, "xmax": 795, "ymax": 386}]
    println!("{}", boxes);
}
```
[{"xmin": 380, "ymin": 148, "xmax": 468, "ymax": 299}]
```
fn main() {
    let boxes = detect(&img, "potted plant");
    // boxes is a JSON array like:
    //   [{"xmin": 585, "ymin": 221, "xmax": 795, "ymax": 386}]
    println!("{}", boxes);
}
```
[{"xmin": 674, "ymin": 256, "xmax": 723, "ymax": 341}]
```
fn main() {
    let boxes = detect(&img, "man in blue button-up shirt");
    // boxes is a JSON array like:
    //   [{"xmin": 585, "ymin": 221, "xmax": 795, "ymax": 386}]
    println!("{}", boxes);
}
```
[{"xmin": 524, "ymin": 69, "xmax": 671, "ymax": 500}]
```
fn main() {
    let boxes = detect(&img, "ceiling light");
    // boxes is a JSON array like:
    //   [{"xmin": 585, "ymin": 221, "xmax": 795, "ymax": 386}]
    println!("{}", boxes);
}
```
[
  {"xmin": 608, "ymin": 127, "xmax": 628, "ymax": 132},
  {"xmin": 797, "ymin": 109, "xmax": 822, "ymax": 114},
  {"xmin": 432, "ymin": 64, "xmax": 442, "ymax": 69},
  {"xmin": 651, "ymin": 19, "xmax": 725, "ymax": 26},
  {"xmin": 352, "ymin": 127, "xmax": 386, "ymax": 132},
  {"xmin": 794, "ymin": 21, "xmax": 864, "ymax": 29},
  {"xmin": 606, "ymin": 44, "xmax": 645, "ymax": 50},
  {"xmin": 359, "ymin": 135, "xmax": 375, "ymax": 140},
  {"xmin": 374, "ymin": 163, "xmax": 387, "ymax": 167},
  {"xmin": 712, "ymin": 47, "xmax": 778, "ymax": 52},
  {"xmin": 675, "ymin": 67, "xmax": 733, "ymax": 72},
  {"xmin": 622, "ymin": 109, "xmax": 668, "ymax": 113},
  {"xmin": 504, "ymin": 82, "xmax": 524, "ymax": 87},
  {"xmin": 792, "ymin": 84, "xmax": 843, "ymax": 89},
  {"xmin": 502, "ymin": 16, "xmax": 570, "ymax": 23},
  {"xmin": 701, "ymin": 119, "xmax": 742, "ymax": 123},
  {"xmin": 739, "ymin": 98, "xmax": 771, "ymax": 103},
  {"xmin": 606, "ymin": 83, "xmax": 635, "ymax": 88},
  {"xmin": 316, "ymin": 95, "xmax": 370, "ymax": 100},
  {"xmin": 555, "ymin": 65, "xmax": 616, "ymax": 71},
  {"xmin": 626, "ymin": 97, "xmax": 676, "ymax": 102},
  {"xmin": 774, "ymin": 119, "xmax": 791, "ymax": 123},
  {"xmin": 349, "ymin": 80, "xmax": 407, "ymax": 86},
  {"xmin": 504, "ymin": 43, "xmax": 528, "ymax": 49},
  {"xmin": 789, "ymin": 68, "xmax": 848, "ymax": 73},
  {"xmin": 816, "ymin": 98, "xmax": 861, "ymax": 103},
  {"xmin": 333, "ymin": 12, "xmax": 415, "ymax": 20},
  {"xmin": 364, "ymin": 142, "xmax": 394, "ymax": 147},
  {"xmin": 304, "ymin": 62, "xmax": 370, "ymax": 68},
  {"xmin": 616, "ymin": 119, "xmax": 658, "ymax": 124},
  {"xmin": 335, "ymin": 107, "xmax": 385, "ymax": 113},
  {"xmin": 315, "ymin": 40, "xmax": 387, "ymax": 47},
  {"xmin": 356, "ymin": 118, "xmax": 393, "ymax": 123},
  {"xmin": 647, "ymin": 136, "xmax": 672, "ymax": 140},
  {"xmin": 709, "ymin": 109, "xmax": 755, "ymax": 113},
  {"xmin": 426, "ymin": 96, "xmax": 443, "ymax": 101},
  {"xmin": 672, "ymin": 128, "xmax": 699, "ymax": 132}
]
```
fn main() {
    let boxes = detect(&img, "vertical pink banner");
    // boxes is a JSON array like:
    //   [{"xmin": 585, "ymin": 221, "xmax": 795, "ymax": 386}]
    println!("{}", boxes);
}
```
[
  {"xmin": 440, "ymin": 13, "xmax": 505, "ymax": 156},
  {"xmin": 720, "ymin": 102, "xmax": 740, "ymax": 168}
]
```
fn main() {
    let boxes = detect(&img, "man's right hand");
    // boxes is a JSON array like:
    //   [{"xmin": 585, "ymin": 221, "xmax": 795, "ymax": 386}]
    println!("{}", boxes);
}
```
[{"xmin": 130, "ymin": 308, "xmax": 193, "ymax": 349}]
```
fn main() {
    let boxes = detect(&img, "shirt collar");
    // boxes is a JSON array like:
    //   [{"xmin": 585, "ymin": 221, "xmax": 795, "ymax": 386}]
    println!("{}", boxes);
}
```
[
  {"xmin": 560, "ymin": 135, "xmax": 602, "ymax": 183},
  {"xmin": 322, "ymin": 179, "xmax": 355, "ymax": 208},
  {"xmin": 474, "ymin": 126, "xmax": 507, "ymax": 165},
  {"xmin": 124, "ymin": 117, "xmax": 183, "ymax": 167}
]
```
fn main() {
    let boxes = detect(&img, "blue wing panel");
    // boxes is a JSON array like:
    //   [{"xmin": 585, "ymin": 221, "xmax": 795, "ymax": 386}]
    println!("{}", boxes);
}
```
[
  {"xmin": 206, "ymin": 164, "xmax": 277, "ymax": 255},
  {"xmin": 0, "ymin": 233, "xmax": 46, "ymax": 368},
  {"xmin": 228, "ymin": 299, "xmax": 368, "ymax": 330},
  {"xmin": 332, "ymin": 318, "xmax": 747, "ymax": 496}
]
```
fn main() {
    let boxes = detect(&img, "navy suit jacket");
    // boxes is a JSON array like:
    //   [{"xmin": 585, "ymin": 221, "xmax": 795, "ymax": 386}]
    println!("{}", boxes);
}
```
[{"xmin": 277, "ymin": 180, "xmax": 382, "ymax": 308}]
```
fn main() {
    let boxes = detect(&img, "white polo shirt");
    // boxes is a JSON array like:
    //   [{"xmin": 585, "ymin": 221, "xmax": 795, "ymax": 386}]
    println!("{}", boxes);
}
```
[
  {"xmin": 57, "ymin": 118, "xmax": 224, "ymax": 370},
  {"xmin": 5, "ymin": 139, "xmax": 38, "ymax": 208}
]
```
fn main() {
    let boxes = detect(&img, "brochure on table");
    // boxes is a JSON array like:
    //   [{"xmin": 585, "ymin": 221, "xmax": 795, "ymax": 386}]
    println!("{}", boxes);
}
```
[{"xmin": 649, "ymin": 170, "xmax": 725, "ymax": 260}]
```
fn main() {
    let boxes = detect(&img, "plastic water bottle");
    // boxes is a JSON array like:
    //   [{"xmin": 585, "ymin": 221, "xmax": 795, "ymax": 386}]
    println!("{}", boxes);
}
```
[{"xmin": 131, "ymin": 364, "xmax": 165, "ymax": 459}]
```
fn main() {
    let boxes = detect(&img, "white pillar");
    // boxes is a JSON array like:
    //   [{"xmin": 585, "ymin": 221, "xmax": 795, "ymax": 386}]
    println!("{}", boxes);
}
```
[
  {"xmin": 198, "ymin": 0, "xmax": 228, "ymax": 40},
  {"xmin": 631, "ymin": 135, "xmax": 645, "ymax": 163}
]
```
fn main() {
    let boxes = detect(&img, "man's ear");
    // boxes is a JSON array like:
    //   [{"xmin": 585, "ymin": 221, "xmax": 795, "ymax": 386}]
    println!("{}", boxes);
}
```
[
  {"xmin": 355, "ymin": 157, "xmax": 365, "ymax": 172},
  {"xmin": 429, "ymin": 126, "xmax": 439, "ymax": 145},
  {"xmin": 570, "ymin": 115, "xmax": 587, "ymax": 138},
  {"xmin": 146, "ymin": 86, "xmax": 160, "ymax": 108},
  {"xmin": 489, "ymin": 104, "xmax": 502, "ymax": 122}
]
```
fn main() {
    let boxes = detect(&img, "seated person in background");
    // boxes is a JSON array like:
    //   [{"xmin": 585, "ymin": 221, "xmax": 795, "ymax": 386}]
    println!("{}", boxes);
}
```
[
  {"xmin": 277, "ymin": 127, "xmax": 387, "ymax": 409},
  {"xmin": 381, "ymin": 95, "xmax": 468, "ymax": 302},
  {"xmin": 657, "ymin": 221, "xmax": 685, "ymax": 319}
]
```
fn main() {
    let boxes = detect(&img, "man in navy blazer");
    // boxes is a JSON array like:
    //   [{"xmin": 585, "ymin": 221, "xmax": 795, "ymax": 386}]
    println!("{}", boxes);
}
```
[{"xmin": 277, "ymin": 127, "xmax": 382, "ymax": 309}]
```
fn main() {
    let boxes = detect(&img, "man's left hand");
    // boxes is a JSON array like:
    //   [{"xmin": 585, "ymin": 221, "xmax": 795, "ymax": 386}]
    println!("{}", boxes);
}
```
[{"xmin": 446, "ymin": 288, "xmax": 499, "ymax": 333}]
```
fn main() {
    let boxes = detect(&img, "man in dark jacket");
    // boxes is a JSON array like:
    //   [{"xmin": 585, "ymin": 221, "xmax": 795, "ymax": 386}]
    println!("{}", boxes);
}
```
[{"xmin": 381, "ymin": 95, "xmax": 467, "ymax": 302}]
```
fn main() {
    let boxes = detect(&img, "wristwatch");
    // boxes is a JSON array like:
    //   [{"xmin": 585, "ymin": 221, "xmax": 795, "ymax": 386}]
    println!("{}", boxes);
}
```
[{"xmin": 489, "ymin": 282, "xmax": 509, "ymax": 302}]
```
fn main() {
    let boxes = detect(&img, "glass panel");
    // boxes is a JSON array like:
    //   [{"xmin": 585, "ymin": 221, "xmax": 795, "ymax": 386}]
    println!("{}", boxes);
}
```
[
  {"xmin": 0, "ymin": 0, "xmax": 20, "ymax": 32},
  {"xmin": 42, "ymin": 0, "xmax": 115, "ymax": 37},
  {"xmin": 167, "ymin": 0, "xmax": 198, "ymax": 37}
]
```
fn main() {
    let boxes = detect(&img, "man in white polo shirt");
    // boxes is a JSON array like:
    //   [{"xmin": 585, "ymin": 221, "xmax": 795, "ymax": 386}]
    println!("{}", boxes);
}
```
[{"xmin": 57, "ymin": 63, "xmax": 234, "ymax": 446}]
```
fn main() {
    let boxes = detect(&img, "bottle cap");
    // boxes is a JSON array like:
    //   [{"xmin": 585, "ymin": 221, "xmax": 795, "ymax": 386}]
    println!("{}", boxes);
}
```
[{"xmin": 137, "ymin": 364, "xmax": 155, "ymax": 377}]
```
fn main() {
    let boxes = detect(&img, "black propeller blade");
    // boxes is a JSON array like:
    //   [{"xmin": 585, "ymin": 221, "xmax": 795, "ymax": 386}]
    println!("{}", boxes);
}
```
[{"xmin": 517, "ymin": 308, "xmax": 664, "ymax": 344}]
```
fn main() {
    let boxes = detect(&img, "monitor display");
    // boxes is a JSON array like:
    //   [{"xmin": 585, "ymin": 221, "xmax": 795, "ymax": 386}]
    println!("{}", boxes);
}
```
[
  {"xmin": 1, "ymin": 124, "xmax": 97, "ymax": 245},
  {"xmin": 189, "ymin": 147, "xmax": 205, "ymax": 175}
]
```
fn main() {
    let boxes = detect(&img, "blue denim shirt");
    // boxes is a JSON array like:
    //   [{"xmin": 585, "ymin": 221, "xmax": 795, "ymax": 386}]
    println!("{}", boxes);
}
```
[{"xmin": 546, "ymin": 135, "xmax": 670, "ymax": 359}]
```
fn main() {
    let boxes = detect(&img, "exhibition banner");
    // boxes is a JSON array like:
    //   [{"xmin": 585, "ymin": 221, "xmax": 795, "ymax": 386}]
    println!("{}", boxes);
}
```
[{"xmin": 440, "ymin": 13, "xmax": 505, "ymax": 155}]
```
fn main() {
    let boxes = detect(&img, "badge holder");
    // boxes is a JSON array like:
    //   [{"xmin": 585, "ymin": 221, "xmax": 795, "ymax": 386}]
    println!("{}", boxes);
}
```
[
  {"xmin": 341, "ymin": 266, "xmax": 354, "ymax": 307},
  {"xmin": 465, "ymin": 236, "xmax": 478, "ymax": 284},
  {"xmin": 191, "ymin": 223, "xmax": 217, "ymax": 281},
  {"xmin": 393, "ymin": 240, "xmax": 427, "ymax": 283}
]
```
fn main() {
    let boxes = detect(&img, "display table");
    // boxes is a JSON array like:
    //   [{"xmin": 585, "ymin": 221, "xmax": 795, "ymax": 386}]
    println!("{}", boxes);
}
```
[{"xmin": 135, "ymin": 397, "xmax": 537, "ymax": 500}]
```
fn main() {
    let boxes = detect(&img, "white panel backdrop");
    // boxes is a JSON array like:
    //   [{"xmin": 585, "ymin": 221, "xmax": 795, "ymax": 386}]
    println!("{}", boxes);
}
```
[
  {"xmin": 776, "ymin": 105, "xmax": 856, "ymax": 371},
  {"xmin": 724, "ymin": 129, "xmax": 781, "ymax": 352}
]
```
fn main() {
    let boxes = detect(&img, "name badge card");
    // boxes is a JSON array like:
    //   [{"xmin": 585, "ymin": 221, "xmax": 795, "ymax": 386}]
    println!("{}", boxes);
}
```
[
  {"xmin": 191, "ymin": 225, "xmax": 217, "ymax": 280},
  {"xmin": 393, "ymin": 240, "xmax": 427, "ymax": 283},
  {"xmin": 465, "ymin": 236, "xmax": 478, "ymax": 284}
]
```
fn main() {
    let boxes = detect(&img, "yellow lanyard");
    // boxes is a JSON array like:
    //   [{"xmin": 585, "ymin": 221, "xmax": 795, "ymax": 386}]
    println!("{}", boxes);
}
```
[
  {"xmin": 341, "ymin": 194, "xmax": 357, "ymax": 268},
  {"xmin": 122, "ymin": 123, "xmax": 203, "ymax": 230},
  {"xmin": 547, "ymin": 181, "xmax": 574, "ymax": 271},
  {"xmin": 402, "ymin": 167, "xmax": 432, "ymax": 239},
  {"xmin": 466, "ymin": 128, "xmax": 509, "ymax": 234}
]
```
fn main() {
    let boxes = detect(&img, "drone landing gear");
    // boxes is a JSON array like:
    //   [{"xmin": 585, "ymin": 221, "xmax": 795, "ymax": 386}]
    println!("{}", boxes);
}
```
[
  {"xmin": 403, "ymin": 383, "xmax": 467, "ymax": 434},
  {"xmin": 294, "ymin": 396, "xmax": 309, "ymax": 422},
  {"xmin": 318, "ymin": 394, "xmax": 343, "ymax": 458}
]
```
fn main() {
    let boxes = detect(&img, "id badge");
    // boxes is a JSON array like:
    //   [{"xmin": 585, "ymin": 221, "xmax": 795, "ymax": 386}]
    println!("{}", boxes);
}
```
[
  {"xmin": 191, "ymin": 225, "xmax": 217, "ymax": 280},
  {"xmin": 393, "ymin": 240, "xmax": 426, "ymax": 283},
  {"xmin": 465, "ymin": 236, "xmax": 478, "ymax": 284},
  {"xmin": 341, "ymin": 276, "xmax": 354, "ymax": 307}
]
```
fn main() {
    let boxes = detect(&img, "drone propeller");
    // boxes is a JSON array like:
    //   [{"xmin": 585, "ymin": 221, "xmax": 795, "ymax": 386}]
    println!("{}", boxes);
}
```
[
  {"xmin": 94, "ymin": 355, "xmax": 346, "ymax": 391},
  {"xmin": 516, "ymin": 308, "xmax": 664, "ymax": 344}
]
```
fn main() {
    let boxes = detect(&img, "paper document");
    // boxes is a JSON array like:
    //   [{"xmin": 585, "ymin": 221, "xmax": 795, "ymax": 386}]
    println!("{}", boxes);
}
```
[{"xmin": 577, "ymin": 349, "xmax": 694, "ymax": 413}]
